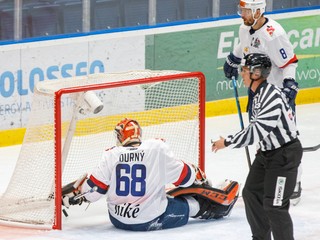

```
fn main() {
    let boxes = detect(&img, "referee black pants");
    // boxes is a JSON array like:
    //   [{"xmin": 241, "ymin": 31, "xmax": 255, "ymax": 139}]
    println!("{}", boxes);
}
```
[{"xmin": 242, "ymin": 139, "xmax": 302, "ymax": 240}]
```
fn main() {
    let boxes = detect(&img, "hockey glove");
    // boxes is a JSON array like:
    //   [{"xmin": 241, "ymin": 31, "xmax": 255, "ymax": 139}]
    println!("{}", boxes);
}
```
[
  {"xmin": 62, "ymin": 173, "xmax": 87, "ymax": 208},
  {"xmin": 224, "ymin": 52, "xmax": 241, "ymax": 79},
  {"xmin": 283, "ymin": 78, "xmax": 298, "ymax": 109}
]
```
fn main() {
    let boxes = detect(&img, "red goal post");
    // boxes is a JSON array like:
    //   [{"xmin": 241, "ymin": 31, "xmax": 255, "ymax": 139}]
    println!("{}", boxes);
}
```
[{"xmin": 0, "ymin": 70, "xmax": 206, "ymax": 230}]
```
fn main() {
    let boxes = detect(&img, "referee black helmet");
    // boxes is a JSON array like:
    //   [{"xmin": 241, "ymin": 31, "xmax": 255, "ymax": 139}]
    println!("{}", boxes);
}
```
[{"xmin": 241, "ymin": 53, "xmax": 272, "ymax": 79}]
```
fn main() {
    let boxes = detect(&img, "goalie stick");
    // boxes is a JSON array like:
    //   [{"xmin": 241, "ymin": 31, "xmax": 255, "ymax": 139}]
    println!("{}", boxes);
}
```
[
  {"xmin": 72, "ymin": 186, "xmax": 98, "ymax": 201},
  {"xmin": 303, "ymin": 143, "xmax": 320, "ymax": 152}
]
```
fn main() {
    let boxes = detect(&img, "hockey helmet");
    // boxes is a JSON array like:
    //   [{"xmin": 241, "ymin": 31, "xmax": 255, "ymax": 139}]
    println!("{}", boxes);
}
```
[
  {"xmin": 114, "ymin": 118, "xmax": 142, "ymax": 146},
  {"xmin": 240, "ymin": 53, "xmax": 272, "ymax": 79},
  {"xmin": 239, "ymin": 0, "xmax": 266, "ymax": 15}
]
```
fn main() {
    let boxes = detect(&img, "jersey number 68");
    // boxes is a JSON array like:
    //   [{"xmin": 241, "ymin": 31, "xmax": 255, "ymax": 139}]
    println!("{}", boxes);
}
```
[{"xmin": 116, "ymin": 164, "xmax": 146, "ymax": 197}]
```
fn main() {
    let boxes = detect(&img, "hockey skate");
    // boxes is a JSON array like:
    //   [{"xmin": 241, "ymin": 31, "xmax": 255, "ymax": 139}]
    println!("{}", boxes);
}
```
[{"xmin": 290, "ymin": 181, "xmax": 302, "ymax": 206}]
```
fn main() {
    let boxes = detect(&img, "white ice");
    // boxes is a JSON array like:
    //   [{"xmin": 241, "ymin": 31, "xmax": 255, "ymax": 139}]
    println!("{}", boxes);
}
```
[{"xmin": 0, "ymin": 103, "xmax": 319, "ymax": 240}]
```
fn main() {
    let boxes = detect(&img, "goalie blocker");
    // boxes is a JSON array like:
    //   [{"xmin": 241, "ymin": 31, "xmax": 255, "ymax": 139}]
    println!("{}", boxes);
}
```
[
  {"xmin": 62, "ymin": 173, "xmax": 88, "ymax": 208},
  {"xmin": 167, "ymin": 180, "xmax": 239, "ymax": 219}
]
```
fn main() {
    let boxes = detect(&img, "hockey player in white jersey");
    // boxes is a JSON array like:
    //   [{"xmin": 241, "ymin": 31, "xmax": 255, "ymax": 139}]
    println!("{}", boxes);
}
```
[
  {"xmin": 223, "ymin": 0, "xmax": 302, "ymax": 204},
  {"xmin": 62, "ymin": 118, "xmax": 239, "ymax": 231}
]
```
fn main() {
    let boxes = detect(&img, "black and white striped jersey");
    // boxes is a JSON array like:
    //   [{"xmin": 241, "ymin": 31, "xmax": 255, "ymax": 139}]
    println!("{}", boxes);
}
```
[{"xmin": 225, "ymin": 81, "xmax": 299, "ymax": 151}]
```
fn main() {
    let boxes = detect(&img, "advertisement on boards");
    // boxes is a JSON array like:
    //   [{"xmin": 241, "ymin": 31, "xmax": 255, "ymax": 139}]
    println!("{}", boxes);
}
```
[
  {"xmin": 0, "ymin": 36, "xmax": 145, "ymax": 130},
  {"xmin": 146, "ymin": 13, "xmax": 320, "ymax": 102}
]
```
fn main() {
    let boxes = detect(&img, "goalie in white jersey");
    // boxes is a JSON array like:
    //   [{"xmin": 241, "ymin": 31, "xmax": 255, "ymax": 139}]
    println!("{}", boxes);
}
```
[
  {"xmin": 223, "ymin": 0, "xmax": 301, "ymax": 204},
  {"xmin": 62, "ymin": 118, "xmax": 239, "ymax": 231}
]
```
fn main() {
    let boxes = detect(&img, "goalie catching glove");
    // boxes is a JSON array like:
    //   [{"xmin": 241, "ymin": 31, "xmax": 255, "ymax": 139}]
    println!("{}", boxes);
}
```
[
  {"xmin": 62, "ymin": 173, "xmax": 88, "ymax": 208},
  {"xmin": 167, "ymin": 180, "xmax": 239, "ymax": 219}
]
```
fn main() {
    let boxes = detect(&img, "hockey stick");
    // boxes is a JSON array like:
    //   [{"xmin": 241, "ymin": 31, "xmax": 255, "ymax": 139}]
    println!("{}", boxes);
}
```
[
  {"xmin": 232, "ymin": 76, "xmax": 252, "ymax": 168},
  {"xmin": 303, "ymin": 144, "xmax": 320, "ymax": 152},
  {"xmin": 72, "ymin": 186, "xmax": 98, "ymax": 201}
]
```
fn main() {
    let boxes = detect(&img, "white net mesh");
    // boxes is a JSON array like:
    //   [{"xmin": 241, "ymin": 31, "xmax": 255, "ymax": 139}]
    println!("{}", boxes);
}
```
[{"xmin": 0, "ymin": 70, "xmax": 205, "ymax": 228}]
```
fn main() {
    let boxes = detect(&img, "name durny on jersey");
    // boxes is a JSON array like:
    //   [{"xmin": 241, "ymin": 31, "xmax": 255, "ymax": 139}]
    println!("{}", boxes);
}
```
[{"xmin": 119, "ymin": 151, "xmax": 145, "ymax": 162}]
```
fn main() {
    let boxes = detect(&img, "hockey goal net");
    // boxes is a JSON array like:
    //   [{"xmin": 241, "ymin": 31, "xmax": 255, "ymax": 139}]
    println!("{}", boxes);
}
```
[{"xmin": 0, "ymin": 70, "xmax": 205, "ymax": 230}]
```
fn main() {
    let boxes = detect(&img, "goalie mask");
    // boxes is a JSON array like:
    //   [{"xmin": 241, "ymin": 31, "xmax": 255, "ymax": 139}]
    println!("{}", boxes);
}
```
[
  {"xmin": 241, "ymin": 53, "xmax": 271, "ymax": 80},
  {"xmin": 114, "ymin": 118, "xmax": 142, "ymax": 146}
]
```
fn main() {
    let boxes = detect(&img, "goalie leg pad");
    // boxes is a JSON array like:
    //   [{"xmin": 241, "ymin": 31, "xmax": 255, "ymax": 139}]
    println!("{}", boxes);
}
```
[{"xmin": 167, "ymin": 181, "xmax": 239, "ymax": 219}]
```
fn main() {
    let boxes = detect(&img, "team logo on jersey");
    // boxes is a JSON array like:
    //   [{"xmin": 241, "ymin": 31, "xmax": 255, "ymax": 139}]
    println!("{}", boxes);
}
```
[
  {"xmin": 251, "ymin": 37, "xmax": 261, "ymax": 48},
  {"xmin": 266, "ymin": 25, "xmax": 275, "ymax": 36}
]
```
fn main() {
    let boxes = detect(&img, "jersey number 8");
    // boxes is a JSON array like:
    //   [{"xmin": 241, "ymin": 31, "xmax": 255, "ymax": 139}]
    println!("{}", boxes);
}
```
[{"xmin": 279, "ymin": 48, "xmax": 288, "ymax": 59}]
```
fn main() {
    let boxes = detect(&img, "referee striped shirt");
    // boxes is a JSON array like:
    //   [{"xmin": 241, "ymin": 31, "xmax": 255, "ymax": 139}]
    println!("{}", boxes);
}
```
[{"xmin": 225, "ymin": 81, "xmax": 299, "ymax": 151}]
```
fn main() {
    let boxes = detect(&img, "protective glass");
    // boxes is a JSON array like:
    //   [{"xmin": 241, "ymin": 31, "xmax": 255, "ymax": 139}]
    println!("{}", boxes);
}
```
[{"xmin": 239, "ymin": 65, "xmax": 249, "ymax": 74}]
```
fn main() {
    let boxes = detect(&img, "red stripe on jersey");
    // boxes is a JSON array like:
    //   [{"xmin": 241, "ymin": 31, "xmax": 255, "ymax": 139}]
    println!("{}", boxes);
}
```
[
  {"xmin": 173, "ymin": 163, "xmax": 190, "ymax": 187},
  {"xmin": 89, "ymin": 175, "xmax": 109, "ymax": 190},
  {"xmin": 280, "ymin": 54, "xmax": 298, "ymax": 68}
]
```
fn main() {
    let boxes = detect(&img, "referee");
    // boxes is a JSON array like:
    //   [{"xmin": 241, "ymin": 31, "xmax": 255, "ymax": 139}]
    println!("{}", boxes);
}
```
[{"xmin": 212, "ymin": 53, "xmax": 302, "ymax": 240}]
